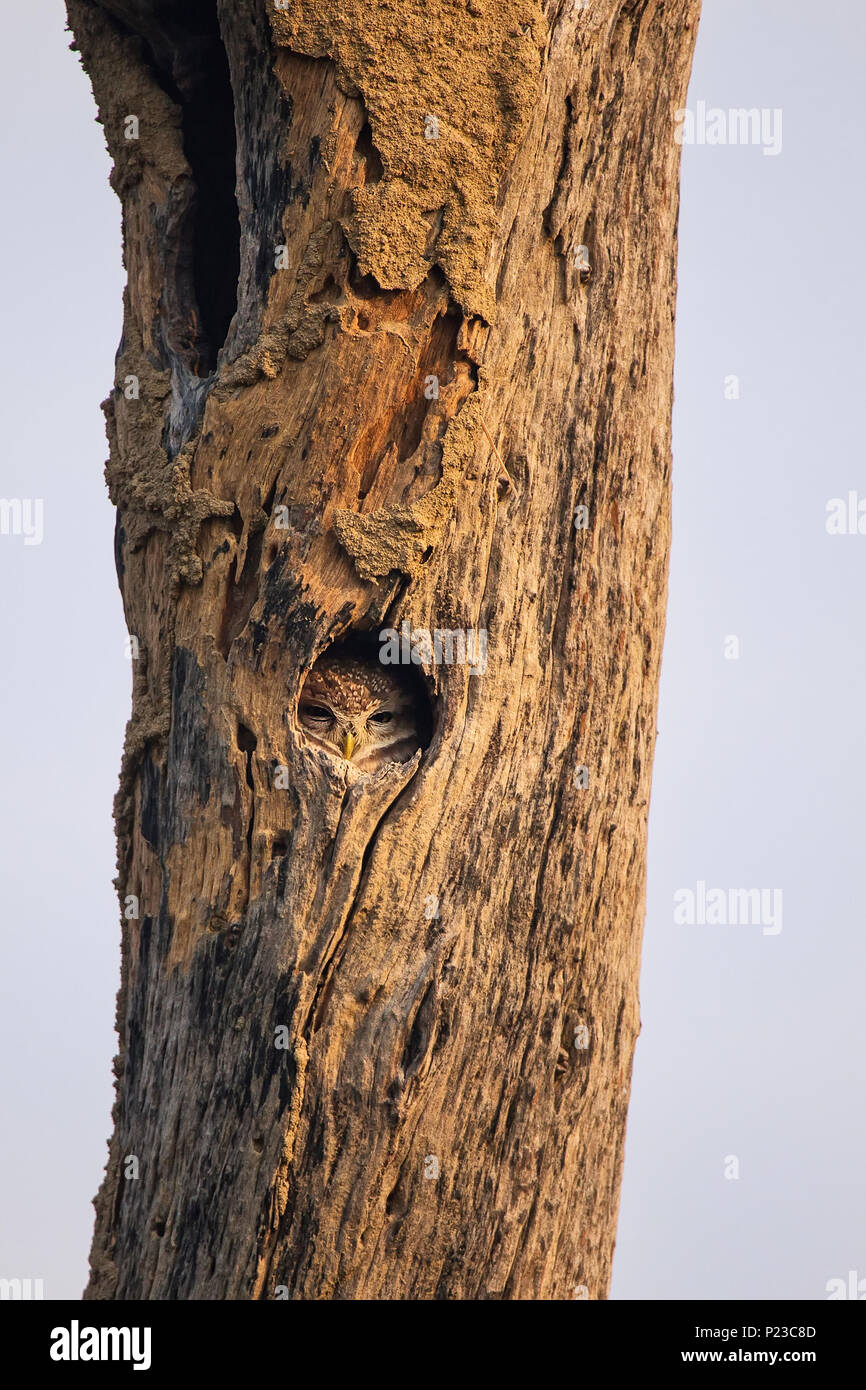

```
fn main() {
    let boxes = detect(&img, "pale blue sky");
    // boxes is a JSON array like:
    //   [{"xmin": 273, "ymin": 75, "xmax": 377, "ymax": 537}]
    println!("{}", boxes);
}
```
[{"xmin": 0, "ymin": 0, "xmax": 862, "ymax": 1300}]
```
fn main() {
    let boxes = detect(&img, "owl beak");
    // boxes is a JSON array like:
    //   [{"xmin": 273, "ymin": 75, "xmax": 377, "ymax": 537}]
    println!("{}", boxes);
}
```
[{"xmin": 342, "ymin": 730, "xmax": 356, "ymax": 762}]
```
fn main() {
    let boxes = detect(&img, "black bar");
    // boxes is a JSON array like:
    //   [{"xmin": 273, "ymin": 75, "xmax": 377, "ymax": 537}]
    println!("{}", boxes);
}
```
[{"xmin": 1, "ymin": 1299, "xmax": 862, "ymax": 1376}]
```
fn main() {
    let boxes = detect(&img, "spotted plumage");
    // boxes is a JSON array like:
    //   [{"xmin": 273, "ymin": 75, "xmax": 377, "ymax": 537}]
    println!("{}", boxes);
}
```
[{"xmin": 297, "ymin": 655, "xmax": 421, "ymax": 771}]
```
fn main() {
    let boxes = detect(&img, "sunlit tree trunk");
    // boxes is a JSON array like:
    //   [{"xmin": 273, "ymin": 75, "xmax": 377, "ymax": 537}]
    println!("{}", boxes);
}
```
[{"xmin": 67, "ymin": 0, "xmax": 700, "ymax": 1299}]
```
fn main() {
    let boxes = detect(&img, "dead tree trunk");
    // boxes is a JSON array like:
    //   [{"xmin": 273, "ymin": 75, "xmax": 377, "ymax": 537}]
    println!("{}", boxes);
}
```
[{"xmin": 67, "ymin": 0, "xmax": 700, "ymax": 1299}]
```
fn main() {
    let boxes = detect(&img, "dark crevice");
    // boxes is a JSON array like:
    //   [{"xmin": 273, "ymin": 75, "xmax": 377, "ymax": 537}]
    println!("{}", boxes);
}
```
[
  {"xmin": 309, "ymin": 273, "xmax": 341, "ymax": 304},
  {"xmin": 237, "ymin": 723, "xmax": 257, "ymax": 873},
  {"xmin": 306, "ymin": 799, "xmax": 404, "ymax": 1038},
  {"xmin": 348, "ymin": 260, "xmax": 398, "ymax": 302},
  {"xmin": 542, "ymin": 91, "xmax": 574, "ymax": 240},
  {"xmin": 217, "ymin": 519, "xmax": 264, "ymax": 659},
  {"xmin": 385, "ymin": 1161, "xmax": 410, "ymax": 1218},
  {"xmin": 353, "ymin": 119, "xmax": 384, "ymax": 183},
  {"xmin": 399, "ymin": 307, "xmax": 463, "ymax": 465},
  {"xmin": 237, "ymin": 723, "xmax": 257, "ymax": 758},
  {"xmin": 400, "ymin": 978, "xmax": 436, "ymax": 1082},
  {"xmin": 178, "ymin": 8, "xmax": 239, "ymax": 370},
  {"xmin": 311, "ymin": 970, "xmax": 340, "ymax": 1034},
  {"xmin": 552, "ymin": 233, "xmax": 568, "ymax": 304},
  {"xmin": 103, "ymin": 0, "xmax": 240, "ymax": 376},
  {"xmin": 612, "ymin": 0, "xmax": 651, "ymax": 59}
]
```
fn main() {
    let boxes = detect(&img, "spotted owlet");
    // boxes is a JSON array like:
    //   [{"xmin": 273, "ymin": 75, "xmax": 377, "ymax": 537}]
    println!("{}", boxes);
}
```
[{"xmin": 297, "ymin": 654, "xmax": 422, "ymax": 772}]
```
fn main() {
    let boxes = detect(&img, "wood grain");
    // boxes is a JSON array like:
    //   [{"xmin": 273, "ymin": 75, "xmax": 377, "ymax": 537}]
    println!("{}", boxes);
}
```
[{"xmin": 66, "ymin": 0, "xmax": 701, "ymax": 1299}]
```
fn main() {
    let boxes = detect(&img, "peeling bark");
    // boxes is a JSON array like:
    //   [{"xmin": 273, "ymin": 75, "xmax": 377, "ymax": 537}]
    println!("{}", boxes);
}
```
[{"xmin": 67, "ymin": 0, "xmax": 700, "ymax": 1300}]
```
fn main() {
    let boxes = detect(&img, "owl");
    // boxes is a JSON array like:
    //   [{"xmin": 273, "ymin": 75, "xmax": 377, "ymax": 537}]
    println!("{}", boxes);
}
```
[{"xmin": 297, "ymin": 654, "xmax": 422, "ymax": 772}]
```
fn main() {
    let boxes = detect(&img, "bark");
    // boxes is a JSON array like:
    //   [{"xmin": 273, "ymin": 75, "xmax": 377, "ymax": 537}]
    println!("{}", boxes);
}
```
[{"xmin": 67, "ymin": 0, "xmax": 700, "ymax": 1300}]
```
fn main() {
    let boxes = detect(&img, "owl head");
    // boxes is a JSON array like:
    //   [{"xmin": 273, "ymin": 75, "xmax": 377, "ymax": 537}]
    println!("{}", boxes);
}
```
[{"xmin": 297, "ymin": 654, "xmax": 421, "ymax": 772}]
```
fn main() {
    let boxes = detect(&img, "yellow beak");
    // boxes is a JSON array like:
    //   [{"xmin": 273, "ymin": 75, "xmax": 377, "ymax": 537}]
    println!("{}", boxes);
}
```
[{"xmin": 342, "ymin": 730, "xmax": 356, "ymax": 762}]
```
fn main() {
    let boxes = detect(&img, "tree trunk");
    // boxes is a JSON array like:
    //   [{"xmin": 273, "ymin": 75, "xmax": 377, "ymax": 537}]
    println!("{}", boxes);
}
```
[{"xmin": 67, "ymin": 0, "xmax": 700, "ymax": 1300}]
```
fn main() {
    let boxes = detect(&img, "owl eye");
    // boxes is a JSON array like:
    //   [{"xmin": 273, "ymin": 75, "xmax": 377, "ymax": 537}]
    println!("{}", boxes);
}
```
[
  {"xmin": 369, "ymin": 711, "xmax": 393, "ymax": 725},
  {"xmin": 301, "ymin": 703, "xmax": 332, "ymax": 721}
]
